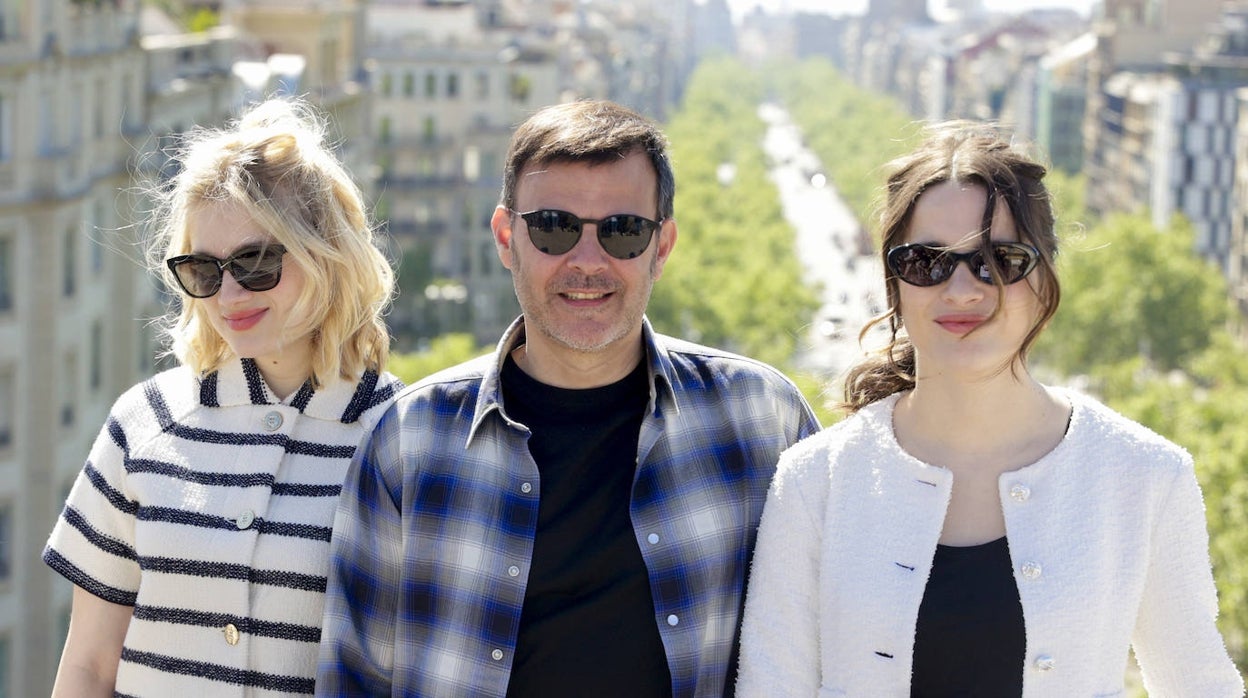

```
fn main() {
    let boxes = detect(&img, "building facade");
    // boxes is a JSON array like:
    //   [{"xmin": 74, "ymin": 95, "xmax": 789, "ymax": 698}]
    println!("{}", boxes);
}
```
[{"xmin": 0, "ymin": 1, "xmax": 146, "ymax": 695}]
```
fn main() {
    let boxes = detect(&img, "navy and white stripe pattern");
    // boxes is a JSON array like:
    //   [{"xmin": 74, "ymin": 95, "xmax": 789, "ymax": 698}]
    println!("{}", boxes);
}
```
[{"xmin": 44, "ymin": 358, "xmax": 402, "ymax": 697}]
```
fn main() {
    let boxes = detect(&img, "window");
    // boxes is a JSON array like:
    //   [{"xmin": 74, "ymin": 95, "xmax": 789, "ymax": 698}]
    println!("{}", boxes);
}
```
[
  {"xmin": 475, "ymin": 71, "xmax": 489, "ymax": 99},
  {"xmin": 379, "ymin": 116, "xmax": 392, "ymax": 145},
  {"xmin": 0, "ymin": 632, "xmax": 9, "ymax": 698},
  {"xmin": 89, "ymin": 321, "xmax": 102, "ymax": 392},
  {"xmin": 509, "ymin": 73, "xmax": 532, "ymax": 104},
  {"xmin": 62, "ymin": 227, "xmax": 76, "ymax": 298},
  {"xmin": 402, "ymin": 72, "xmax": 413, "ymax": 98},
  {"xmin": 94, "ymin": 78, "xmax": 106, "ymax": 138},
  {"xmin": 38, "ymin": 88, "xmax": 57, "ymax": 155},
  {"xmin": 61, "ymin": 352, "xmax": 76, "ymax": 427},
  {"xmin": 0, "ymin": 236, "xmax": 10, "ymax": 313},
  {"xmin": 447, "ymin": 73, "xmax": 459, "ymax": 98},
  {"xmin": 425, "ymin": 73, "xmax": 436, "ymax": 99},
  {"xmin": 381, "ymin": 72, "xmax": 393, "ymax": 98},
  {"xmin": 0, "ymin": 93, "xmax": 10, "ymax": 161},
  {"xmin": 90, "ymin": 201, "xmax": 105, "ymax": 274},
  {"xmin": 0, "ymin": 369, "xmax": 11, "ymax": 448},
  {"xmin": 0, "ymin": 503, "xmax": 9, "ymax": 583}
]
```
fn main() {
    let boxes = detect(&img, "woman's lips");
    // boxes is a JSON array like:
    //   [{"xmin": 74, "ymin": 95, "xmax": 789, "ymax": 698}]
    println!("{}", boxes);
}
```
[
  {"xmin": 936, "ymin": 314, "xmax": 985, "ymax": 335},
  {"xmin": 224, "ymin": 308, "xmax": 266, "ymax": 331}
]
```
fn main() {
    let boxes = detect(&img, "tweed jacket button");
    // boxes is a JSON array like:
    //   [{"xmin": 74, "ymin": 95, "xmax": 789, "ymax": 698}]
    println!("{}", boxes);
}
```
[
  {"xmin": 263, "ymin": 411, "xmax": 283, "ymax": 431},
  {"xmin": 507, "ymin": 565, "xmax": 520, "ymax": 577},
  {"xmin": 666, "ymin": 614, "xmax": 679, "ymax": 626},
  {"xmin": 224, "ymin": 623, "xmax": 240, "ymax": 645},
  {"xmin": 491, "ymin": 649, "xmax": 504, "ymax": 661},
  {"xmin": 520, "ymin": 482, "xmax": 532, "ymax": 494},
  {"xmin": 1009, "ymin": 483, "xmax": 1031, "ymax": 501},
  {"xmin": 1034, "ymin": 654, "xmax": 1055, "ymax": 671},
  {"xmin": 647, "ymin": 533, "xmax": 660, "ymax": 545},
  {"xmin": 236, "ymin": 510, "xmax": 255, "ymax": 529},
  {"xmin": 1021, "ymin": 561, "xmax": 1042, "ymax": 580}
]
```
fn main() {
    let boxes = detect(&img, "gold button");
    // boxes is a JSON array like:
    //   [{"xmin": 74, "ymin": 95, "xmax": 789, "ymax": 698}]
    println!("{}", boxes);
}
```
[{"xmin": 224, "ymin": 623, "xmax": 240, "ymax": 645}]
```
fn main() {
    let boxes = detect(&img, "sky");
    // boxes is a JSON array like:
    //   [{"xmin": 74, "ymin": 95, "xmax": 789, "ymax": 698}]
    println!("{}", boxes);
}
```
[{"xmin": 724, "ymin": 0, "xmax": 1099, "ymax": 22}]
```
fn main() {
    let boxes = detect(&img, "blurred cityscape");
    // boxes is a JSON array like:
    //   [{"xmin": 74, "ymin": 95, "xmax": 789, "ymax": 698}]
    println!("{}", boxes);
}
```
[{"xmin": 2, "ymin": 0, "xmax": 1247, "ymax": 693}]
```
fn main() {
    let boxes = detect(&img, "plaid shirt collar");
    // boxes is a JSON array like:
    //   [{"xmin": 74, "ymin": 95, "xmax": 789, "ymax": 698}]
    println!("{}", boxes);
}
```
[{"xmin": 468, "ymin": 316, "xmax": 679, "ymax": 447}]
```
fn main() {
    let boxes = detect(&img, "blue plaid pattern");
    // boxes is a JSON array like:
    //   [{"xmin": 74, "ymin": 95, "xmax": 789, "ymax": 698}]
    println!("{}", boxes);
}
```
[{"xmin": 316, "ymin": 318, "xmax": 819, "ymax": 697}]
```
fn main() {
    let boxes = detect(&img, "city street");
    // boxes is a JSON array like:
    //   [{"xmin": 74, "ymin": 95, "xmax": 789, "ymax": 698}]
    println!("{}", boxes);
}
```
[{"xmin": 758, "ymin": 102, "xmax": 888, "ymax": 382}]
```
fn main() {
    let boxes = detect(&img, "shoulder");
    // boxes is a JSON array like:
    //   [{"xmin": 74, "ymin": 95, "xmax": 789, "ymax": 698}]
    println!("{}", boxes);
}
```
[
  {"xmin": 774, "ymin": 398, "xmax": 893, "ymax": 483},
  {"xmin": 1062, "ymin": 388, "xmax": 1190, "ymax": 469},
  {"xmin": 110, "ymin": 364, "xmax": 199, "ymax": 418},
  {"xmin": 394, "ymin": 352, "xmax": 493, "ymax": 405},
  {"xmin": 345, "ymin": 370, "xmax": 406, "ymax": 427},
  {"xmin": 396, "ymin": 352, "xmax": 489, "ymax": 397},
  {"xmin": 654, "ymin": 333, "xmax": 803, "ymax": 394}
]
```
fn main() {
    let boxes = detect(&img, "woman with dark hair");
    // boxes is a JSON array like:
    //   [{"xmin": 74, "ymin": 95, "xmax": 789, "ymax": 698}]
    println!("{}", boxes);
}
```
[
  {"xmin": 44, "ymin": 98, "xmax": 402, "ymax": 696},
  {"xmin": 736, "ymin": 121, "xmax": 1242, "ymax": 696}
]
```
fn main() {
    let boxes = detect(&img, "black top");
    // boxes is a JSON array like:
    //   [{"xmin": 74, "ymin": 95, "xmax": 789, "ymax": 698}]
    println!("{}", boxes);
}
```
[
  {"xmin": 501, "ymin": 354, "xmax": 672, "ymax": 698},
  {"xmin": 911, "ymin": 536, "xmax": 1026, "ymax": 697}
]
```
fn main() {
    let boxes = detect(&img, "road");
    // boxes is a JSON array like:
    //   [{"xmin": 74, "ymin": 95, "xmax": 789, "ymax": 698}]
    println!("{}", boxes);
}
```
[{"xmin": 758, "ymin": 102, "xmax": 888, "ymax": 382}]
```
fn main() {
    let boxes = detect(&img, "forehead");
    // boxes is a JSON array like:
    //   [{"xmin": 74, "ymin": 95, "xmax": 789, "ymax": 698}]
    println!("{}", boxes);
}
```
[
  {"xmin": 906, "ymin": 180, "xmax": 1018, "ymax": 245},
  {"xmin": 514, "ymin": 151, "xmax": 657, "ymax": 211},
  {"xmin": 186, "ymin": 202, "xmax": 270, "ymax": 256}
]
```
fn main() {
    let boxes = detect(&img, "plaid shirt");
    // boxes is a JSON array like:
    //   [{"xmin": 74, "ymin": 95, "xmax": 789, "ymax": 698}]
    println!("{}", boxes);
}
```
[{"xmin": 316, "ymin": 317, "xmax": 819, "ymax": 697}]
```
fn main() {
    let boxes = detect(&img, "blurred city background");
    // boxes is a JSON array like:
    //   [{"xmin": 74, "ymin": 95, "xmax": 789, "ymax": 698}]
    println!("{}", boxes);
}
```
[{"xmin": 2, "ymin": 0, "xmax": 1247, "ymax": 694}]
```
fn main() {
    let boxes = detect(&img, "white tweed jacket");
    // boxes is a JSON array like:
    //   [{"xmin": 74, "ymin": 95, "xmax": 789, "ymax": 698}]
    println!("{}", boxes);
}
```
[
  {"xmin": 737, "ymin": 389, "xmax": 1244, "ymax": 697},
  {"xmin": 44, "ymin": 358, "xmax": 402, "ymax": 697}
]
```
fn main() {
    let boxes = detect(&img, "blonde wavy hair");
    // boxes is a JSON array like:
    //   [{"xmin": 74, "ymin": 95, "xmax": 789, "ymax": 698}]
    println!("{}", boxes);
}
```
[{"xmin": 150, "ymin": 98, "xmax": 393, "ymax": 385}]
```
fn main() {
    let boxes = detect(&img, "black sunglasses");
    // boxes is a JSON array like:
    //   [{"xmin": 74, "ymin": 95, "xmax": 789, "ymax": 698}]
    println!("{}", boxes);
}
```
[
  {"xmin": 166, "ymin": 244, "xmax": 287, "ymax": 298},
  {"xmin": 886, "ymin": 242, "xmax": 1039, "ymax": 287},
  {"xmin": 512, "ymin": 208, "xmax": 661, "ymax": 260}
]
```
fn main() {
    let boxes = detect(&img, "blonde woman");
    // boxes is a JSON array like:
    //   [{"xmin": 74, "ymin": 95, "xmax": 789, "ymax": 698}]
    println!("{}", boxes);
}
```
[
  {"xmin": 737, "ymin": 122, "xmax": 1242, "ymax": 696},
  {"xmin": 44, "ymin": 98, "xmax": 402, "ymax": 696}
]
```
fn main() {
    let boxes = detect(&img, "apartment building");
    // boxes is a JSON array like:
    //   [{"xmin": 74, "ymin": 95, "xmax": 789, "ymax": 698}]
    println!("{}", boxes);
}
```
[
  {"xmin": 1082, "ymin": 0, "xmax": 1225, "ymax": 214},
  {"xmin": 1231, "ymin": 87, "xmax": 1248, "ymax": 334},
  {"xmin": 1036, "ymin": 32, "xmax": 1094, "ymax": 173},
  {"xmin": 366, "ymin": 0, "xmax": 559, "ymax": 346},
  {"xmin": 1085, "ymin": 2, "xmax": 1248, "ymax": 271},
  {"xmin": 366, "ymin": 0, "xmax": 694, "ymax": 346},
  {"xmin": 0, "ymin": 0, "xmax": 370, "ymax": 693},
  {"xmin": 0, "ymin": 1, "xmax": 146, "ymax": 695}
]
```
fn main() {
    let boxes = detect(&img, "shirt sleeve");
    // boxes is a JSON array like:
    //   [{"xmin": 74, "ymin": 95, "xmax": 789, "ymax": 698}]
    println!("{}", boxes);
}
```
[
  {"xmin": 736, "ymin": 444, "xmax": 826, "ymax": 698},
  {"xmin": 43, "ymin": 411, "xmax": 141, "ymax": 606},
  {"xmin": 316, "ymin": 407, "xmax": 406, "ymax": 696},
  {"xmin": 1132, "ymin": 454, "xmax": 1245, "ymax": 696}
]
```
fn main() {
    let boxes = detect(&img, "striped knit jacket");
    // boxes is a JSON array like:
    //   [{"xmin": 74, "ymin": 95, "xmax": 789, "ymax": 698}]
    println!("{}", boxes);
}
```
[{"xmin": 44, "ymin": 357, "xmax": 402, "ymax": 697}]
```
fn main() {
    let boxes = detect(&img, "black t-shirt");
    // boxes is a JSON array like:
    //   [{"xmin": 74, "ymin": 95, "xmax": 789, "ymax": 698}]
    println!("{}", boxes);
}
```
[
  {"xmin": 501, "ymin": 354, "xmax": 673, "ymax": 698},
  {"xmin": 911, "ymin": 536, "xmax": 1026, "ymax": 697}
]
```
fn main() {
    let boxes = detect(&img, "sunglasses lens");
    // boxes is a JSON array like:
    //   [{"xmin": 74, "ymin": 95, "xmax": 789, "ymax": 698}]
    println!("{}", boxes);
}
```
[
  {"xmin": 172, "ymin": 258, "xmax": 224, "ymax": 298},
  {"xmin": 228, "ymin": 248, "xmax": 285, "ymax": 292},
  {"xmin": 598, "ymin": 215, "xmax": 655, "ymax": 259},
  {"xmin": 888, "ymin": 245, "xmax": 949, "ymax": 287},
  {"xmin": 992, "ymin": 245, "xmax": 1037, "ymax": 284},
  {"xmin": 524, "ymin": 210, "xmax": 581, "ymax": 255},
  {"xmin": 888, "ymin": 243, "xmax": 1038, "ymax": 287}
]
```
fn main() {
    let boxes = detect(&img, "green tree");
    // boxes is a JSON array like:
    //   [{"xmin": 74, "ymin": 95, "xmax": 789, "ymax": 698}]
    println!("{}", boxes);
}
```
[
  {"xmin": 649, "ymin": 56, "xmax": 820, "ymax": 369},
  {"xmin": 388, "ymin": 333, "xmax": 486, "ymax": 385},
  {"xmin": 1037, "ymin": 213, "xmax": 1228, "ymax": 374}
]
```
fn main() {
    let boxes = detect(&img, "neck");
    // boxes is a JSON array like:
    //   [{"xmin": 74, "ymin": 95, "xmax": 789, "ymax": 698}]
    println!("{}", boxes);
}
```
[
  {"xmin": 894, "ymin": 367, "xmax": 1068, "ymax": 468},
  {"xmin": 512, "ymin": 333, "xmax": 644, "ymax": 389},
  {"xmin": 255, "ymin": 355, "xmax": 314, "ymax": 400}
]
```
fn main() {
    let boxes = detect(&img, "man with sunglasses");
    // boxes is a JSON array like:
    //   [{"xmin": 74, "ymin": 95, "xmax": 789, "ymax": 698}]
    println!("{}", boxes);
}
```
[{"xmin": 317, "ymin": 100, "xmax": 820, "ymax": 697}]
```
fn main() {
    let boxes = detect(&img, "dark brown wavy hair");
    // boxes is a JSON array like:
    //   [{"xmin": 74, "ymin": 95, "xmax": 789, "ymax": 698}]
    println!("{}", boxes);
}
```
[{"xmin": 841, "ymin": 121, "xmax": 1061, "ymax": 412}]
